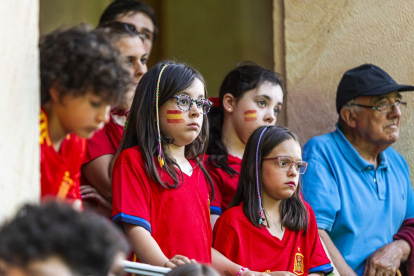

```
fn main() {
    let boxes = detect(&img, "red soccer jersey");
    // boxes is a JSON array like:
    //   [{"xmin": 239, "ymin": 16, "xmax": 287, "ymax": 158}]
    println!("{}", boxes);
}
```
[
  {"xmin": 213, "ymin": 203, "xmax": 333, "ymax": 275},
  {"xmin": 205, "ymin": 154, "xmax": 242, "ymax": 213},
  {"xmin": 40, "ymin": 108, "xmax": 86, "ymax": 202},
  {"xmin": 112, "ymin": 146, "xmax": 212, "ymax": 264}
]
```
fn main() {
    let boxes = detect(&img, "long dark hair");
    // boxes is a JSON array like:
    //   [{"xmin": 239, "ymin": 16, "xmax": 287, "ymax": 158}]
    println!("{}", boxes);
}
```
[
  {"xmin": 230, "ymin": 126, "xmax": 308, "ymax": 233},
  {"xmin": 119, "ymin": 61, "xmax": 213, "ymax": 196},
  {"xmin": 207, "ymin": 63, "xmax": 284, "ymax": 176}
]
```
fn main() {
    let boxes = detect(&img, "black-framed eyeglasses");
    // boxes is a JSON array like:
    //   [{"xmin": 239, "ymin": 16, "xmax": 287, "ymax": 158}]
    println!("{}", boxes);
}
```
[
  {"xmin": 263, "ymin": 156, "xmax": 308, "ymax": 175},
  {"xmin": 347, "ymin": 101, "xmax": 407, "ymax": 114},
  {"xmin": 171, "ymin": 95, "xmax": 212, "ymax": 114}
]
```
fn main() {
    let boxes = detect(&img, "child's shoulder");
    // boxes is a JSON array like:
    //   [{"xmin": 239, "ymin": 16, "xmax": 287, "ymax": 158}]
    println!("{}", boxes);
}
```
[
  {"xmin": 219, "ymin": 205, "xmax": 247, "ymax": 223},
  {"xmin": 118, "ymin": 145, "xmax": 144, "ymax": 164}
]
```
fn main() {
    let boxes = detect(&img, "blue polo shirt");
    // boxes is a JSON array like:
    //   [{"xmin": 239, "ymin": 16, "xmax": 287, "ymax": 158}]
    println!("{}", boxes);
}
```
[{"xmin": 302, "ymin": 125, "xmax": 414, "ymax": 275}]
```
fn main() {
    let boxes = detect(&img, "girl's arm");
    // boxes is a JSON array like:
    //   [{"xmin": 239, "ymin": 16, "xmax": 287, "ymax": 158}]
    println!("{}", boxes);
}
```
[
  {"xmin": 124, "ymin": 223, "xmax": 195, "ymax": 267},
  {"xmin": 319, "ymin": 229, "xmax": 355, "ymax": 276},
  {"xmin": 212, "ymin": 248, "xmax": 269, "ymax": 276},
  {"xmin": 211, "ymin": 214, "xmax": 220, "ymax": 229}
]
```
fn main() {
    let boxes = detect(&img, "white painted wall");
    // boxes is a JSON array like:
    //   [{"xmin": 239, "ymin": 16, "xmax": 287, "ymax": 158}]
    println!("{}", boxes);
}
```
[{"xmin": 0, "ymin": 0, "xmax": 40, "ymax": 222}]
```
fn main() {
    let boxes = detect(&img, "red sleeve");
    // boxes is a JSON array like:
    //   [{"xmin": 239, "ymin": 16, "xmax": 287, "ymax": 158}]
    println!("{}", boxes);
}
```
[
  {"xmin": 306, "ymin": 204, "xmax": 333, "ymax": 274},
  {"xmin": 394, "ymin": 218, "xmax": 414, "ymax": 273},
  {"xmin": 112, "ymin": 149, "xmax": 152, "ymax": 232},
  {"xmin": 84, "ymin": 127, "xmax": 115, "ymax": 164},
  {"xmin": 213, "ymin": 215, "xmax": 241, "ymax": 262}
]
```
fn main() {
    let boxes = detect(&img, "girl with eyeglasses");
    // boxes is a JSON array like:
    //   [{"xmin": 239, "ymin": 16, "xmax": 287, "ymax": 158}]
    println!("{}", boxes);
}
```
[
  {"xmin": 213, "ymin": 126, "xmax": 333, "ymax": 276},
  {"xmin": 112, "ymin": 61, "xmax": 215, "ymax": 267},
  {"xmin": 206, "ymin": 63, "xmax": 284, "ymax": 227}
]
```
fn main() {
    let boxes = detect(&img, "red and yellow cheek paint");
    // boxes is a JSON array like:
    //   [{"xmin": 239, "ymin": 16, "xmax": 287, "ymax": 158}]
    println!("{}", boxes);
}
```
[
  {"xmin": 166, "ymin": 110, "xmax": 185, "ymax": 123},
  {"xmin": 244, "ymin": 110, "xmax": 257, "ymax": 121}
]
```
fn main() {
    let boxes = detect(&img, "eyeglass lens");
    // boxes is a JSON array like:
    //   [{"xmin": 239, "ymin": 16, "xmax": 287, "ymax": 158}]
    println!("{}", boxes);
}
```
[{"xmin": 176, "ymin": 95, "xmax": 211, "ymax": 114}]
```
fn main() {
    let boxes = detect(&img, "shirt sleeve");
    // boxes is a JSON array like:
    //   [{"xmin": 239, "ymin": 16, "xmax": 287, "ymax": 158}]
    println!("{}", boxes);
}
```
[
  {"xmin": 306, "ymin": 205, "xmax": 334, "ymax": 275},
  {"xmin": 112, "ymin": 156, "xmax": 152, "ymax": 233},
  {"xmin": 84, "ymin": 127, "xmax": 115, "ymax": 164},
  {"xmin": 212, "ymin": 216, "xmax": 240, "ymax": 261},
  {"xmin": 302, "ymin": 151, "xmax": 341, "ymax": 232}
]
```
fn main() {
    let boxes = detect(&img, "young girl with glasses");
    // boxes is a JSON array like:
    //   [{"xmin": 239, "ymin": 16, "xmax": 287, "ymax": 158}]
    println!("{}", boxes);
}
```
[
  {"xmin": 213, "ymin": 126, "xmax": 333, "ymax": 276},
  {"xmin": 206, "ymin": 63, "xmax": 284, "ymax": 225},
  {"xmin": 112, "ymin": 61, "xmax": 215, "ymax": 267}
]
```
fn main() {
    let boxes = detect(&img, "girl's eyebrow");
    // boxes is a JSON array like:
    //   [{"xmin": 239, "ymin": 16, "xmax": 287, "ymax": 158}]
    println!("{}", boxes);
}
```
[
  {"xmin": 177, "ymin": 91, "xmax": 204, "ymax": 99},
  {"xmin": 255, "ymin": 94, "xmax": 283, "ymax": 106}
]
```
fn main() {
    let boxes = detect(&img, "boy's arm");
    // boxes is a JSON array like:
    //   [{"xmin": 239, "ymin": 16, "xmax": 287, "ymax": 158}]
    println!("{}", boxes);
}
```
[
  {"xmin": 124, "ymin": 223, "xmax": 195, "ymax": 267},
  {"xmin": 318, "ymin": 229, "xmax": 356, "ymax": 276},
  {"xmin": 82, "ymin": 154, "xmax": 114, "ymax": 201}
]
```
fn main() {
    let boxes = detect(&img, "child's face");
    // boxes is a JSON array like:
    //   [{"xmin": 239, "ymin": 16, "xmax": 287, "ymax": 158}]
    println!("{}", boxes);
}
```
[
  {"xmin": 54, "ymin": 91, "xmax": 110, "ymax": 138},
  {"xmin": 261, "ymin": 138, "xmax": 302, "ymax": 202},
  {"xmin": 229, "ymin": 82, "xmax": 283, "ymax": 145},
  {"xmin": 159, "ymin": 78, "xmax": 205, "ymax": 147}
]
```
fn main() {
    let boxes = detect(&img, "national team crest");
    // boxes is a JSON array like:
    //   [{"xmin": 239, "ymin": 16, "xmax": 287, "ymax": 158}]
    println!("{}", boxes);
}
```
[{"xmin": 293, "ymin": 252, "xmax": 304, "ymax": 275}]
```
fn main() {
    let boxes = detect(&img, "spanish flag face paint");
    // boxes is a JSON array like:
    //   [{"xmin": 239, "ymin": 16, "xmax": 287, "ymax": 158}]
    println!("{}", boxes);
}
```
[
  {"xmin": 166, "ymin": 110, "xmax": 185, "ymax": 123},
  {"xmin": 244, "ymin": 110, "xmax": 257, "ymax": 121}
]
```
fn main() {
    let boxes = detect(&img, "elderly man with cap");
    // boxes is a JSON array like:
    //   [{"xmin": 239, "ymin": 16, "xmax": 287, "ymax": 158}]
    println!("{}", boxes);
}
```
[{"xmin": 302, "ymin": 64, "xmax": 414, "ymax": 276}]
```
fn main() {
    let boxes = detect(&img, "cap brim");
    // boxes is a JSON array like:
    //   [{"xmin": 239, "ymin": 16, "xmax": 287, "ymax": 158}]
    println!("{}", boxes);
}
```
[{"xmin": 363, "ymin": 83, "xmax": 414, "ymax": 96}]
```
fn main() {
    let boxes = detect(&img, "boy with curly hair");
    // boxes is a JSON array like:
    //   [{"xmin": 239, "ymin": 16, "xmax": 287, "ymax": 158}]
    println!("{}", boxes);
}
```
[{"xmin": 39, "ymin": 24, "xmax": 133, "ymax": 206}]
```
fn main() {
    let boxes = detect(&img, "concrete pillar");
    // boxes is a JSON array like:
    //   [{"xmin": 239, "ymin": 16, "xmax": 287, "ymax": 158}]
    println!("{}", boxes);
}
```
[{"xmin": 0, "ymin": 0, "xmax": 40, "ymax": 222}]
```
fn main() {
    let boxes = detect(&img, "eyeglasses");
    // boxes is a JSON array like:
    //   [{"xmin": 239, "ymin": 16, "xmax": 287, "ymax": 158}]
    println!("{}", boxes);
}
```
[
  {"xmin": 347, "ymin": 101, "xmax": 407, "ymax": 114},
  {"xmin": 263, "ymin": 156, "xmax": 308, "ymax": 175},
  {"xmin": 171, "ymin": 95, "xmax": 213, "ymax": 114}
]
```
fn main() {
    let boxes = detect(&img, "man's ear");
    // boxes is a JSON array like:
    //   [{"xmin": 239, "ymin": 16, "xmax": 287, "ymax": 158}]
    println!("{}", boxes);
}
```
[
  {"xmin": 340, "ymin": 107, "xmax": 357, "ymax": 128},
  {"xmin": 222, "ymin": 93, "xmax": 235, "ymax": 114}
]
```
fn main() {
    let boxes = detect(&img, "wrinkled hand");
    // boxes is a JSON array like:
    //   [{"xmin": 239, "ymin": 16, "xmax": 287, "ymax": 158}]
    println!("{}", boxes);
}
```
[
  {"xmin": 164, "ymin": 255, "xmax": 197, "ymax": 268},
  {"xmin": 363, "ymin": 241, "xmax": 403, "ymax": 276},
  {"xmin": 80, "ymin": 185, "xmax": 112, "ymax": 212}
]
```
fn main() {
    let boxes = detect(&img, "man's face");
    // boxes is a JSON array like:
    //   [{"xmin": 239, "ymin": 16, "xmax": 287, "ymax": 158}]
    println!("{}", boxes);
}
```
[
  {"xmin": 116, "ymin": 12, "xmax": 154, "ymax": 57},
  {"xmin": 351, "ymin": 91, "xmax": 403, "ymax": 146}
]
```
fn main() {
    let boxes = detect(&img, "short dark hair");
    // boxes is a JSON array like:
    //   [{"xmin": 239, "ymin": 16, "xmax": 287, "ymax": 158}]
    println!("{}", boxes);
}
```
[
  {"xmin": 97, "ymin": 21, "xmax": 144, "ymax": 43},
  {"xmin": 207, "ymin": 62, "xmax": 285, "ymax": 176},
  {"xmin": 166, "ymin": 264, "xmax": 220, "ymax": 276},
  {"xmin": 40, "ymin": 23, "xmax": 133, "ymax": 105},
  {"xmin": 0, "ymin": 202, "xmax": 129, "ymax": 275},
  {"xmin": 230, "ymin": 126, "xmax": 308, "ymax": 233},
  {"xmin": 99, "ymin": 0, "xmax": 158, "ymax": 41}
]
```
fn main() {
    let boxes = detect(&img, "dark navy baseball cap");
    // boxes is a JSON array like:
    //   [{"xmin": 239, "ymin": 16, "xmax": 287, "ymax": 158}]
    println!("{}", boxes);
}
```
[{"xmin": 336, "ymin": 64, "xmax": 414, "ymax": 113}]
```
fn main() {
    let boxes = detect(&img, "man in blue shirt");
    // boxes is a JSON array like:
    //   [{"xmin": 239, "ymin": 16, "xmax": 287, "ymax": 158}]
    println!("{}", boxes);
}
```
[{"xmin": 302, "ymin": 64, "xmax": 414, "ymax": 276}]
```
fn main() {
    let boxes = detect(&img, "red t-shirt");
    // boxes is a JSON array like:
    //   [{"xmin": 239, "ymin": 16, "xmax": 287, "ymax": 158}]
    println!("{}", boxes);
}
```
[
  {"xmin": 213, "ymin": 203, "xmax": 333, "ymax": 275},
  {"xmin": 83, "ymin": 115, "xmax": 123, "ymax": 164},
  {"xmin": 40, "ymin": 108, "xmax": 85, "ymax": 202},
  {"xmin": 206, "ymin": 154, "xmax": 242, "ymax": 214},
  {"xmin": 112, "ymin": 146, "xmax": 212, "ymax": 264}
]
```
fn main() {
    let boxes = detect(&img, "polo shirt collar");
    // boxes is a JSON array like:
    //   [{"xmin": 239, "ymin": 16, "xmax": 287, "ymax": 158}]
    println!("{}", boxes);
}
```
[{"xmin": 332, "ymin": 124, "xmax": 389, "ymax": 172}]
